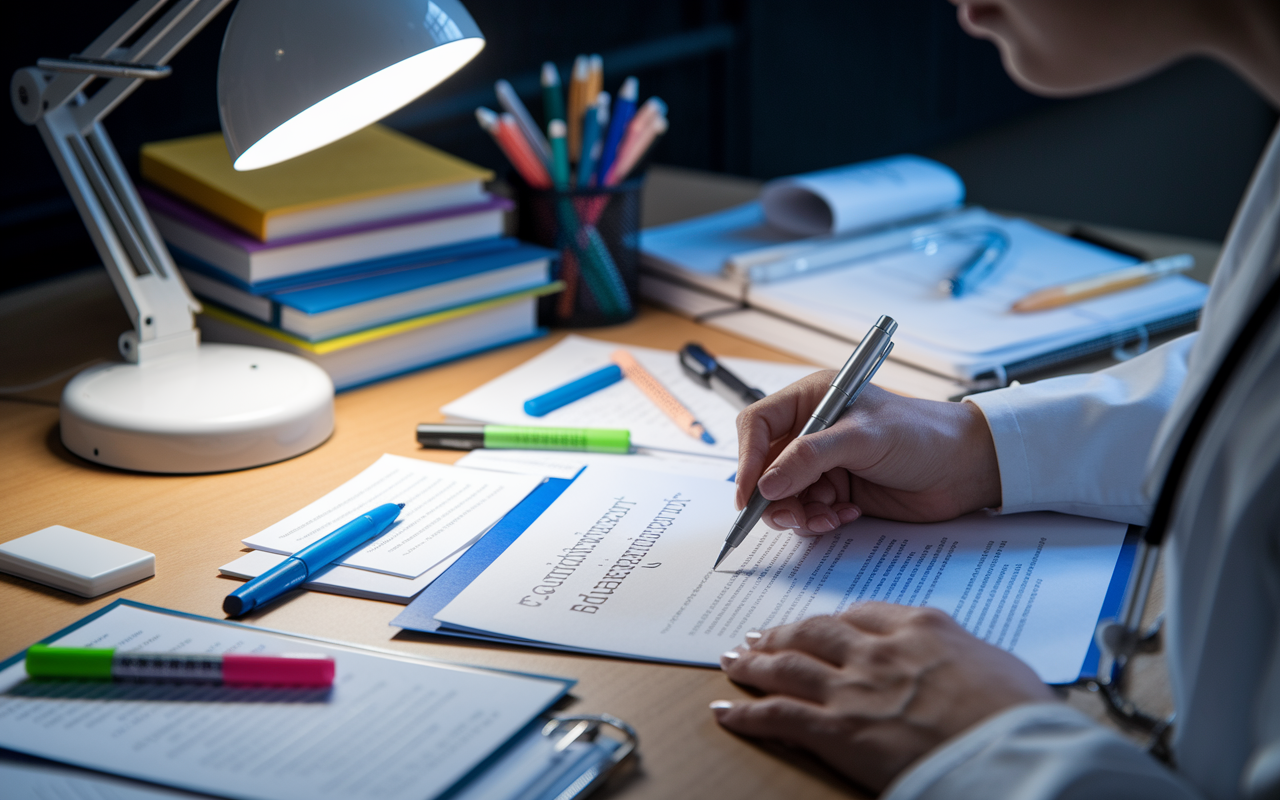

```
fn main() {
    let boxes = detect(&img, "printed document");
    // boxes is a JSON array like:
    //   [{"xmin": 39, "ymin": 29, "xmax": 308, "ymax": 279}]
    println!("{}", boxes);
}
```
[
  {"xmin": 442, "ymin": 335, "xmax": 817, "ymax": 459},
  {"xmin": 434, "ymin": 465, "xmax": 1127, "ymax": 684},
  {"xmin": 242, "ymin": 454, "xmax": 542, "ymax": 578},
  {"xmin": 0, "ymin": 603, "xmax": 569, "ymax": 800}
]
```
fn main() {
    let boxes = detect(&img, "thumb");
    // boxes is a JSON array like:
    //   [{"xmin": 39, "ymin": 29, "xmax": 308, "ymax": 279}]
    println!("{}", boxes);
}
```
[{"xmin": 755, "ymin": 424, "xmax": 860, "ymax": 501}]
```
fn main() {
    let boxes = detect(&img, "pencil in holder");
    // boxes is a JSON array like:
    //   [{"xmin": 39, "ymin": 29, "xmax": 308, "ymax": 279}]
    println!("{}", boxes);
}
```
[{"xmin": 514, "ymin": 174, "xmax": 643, "ymax": 327}]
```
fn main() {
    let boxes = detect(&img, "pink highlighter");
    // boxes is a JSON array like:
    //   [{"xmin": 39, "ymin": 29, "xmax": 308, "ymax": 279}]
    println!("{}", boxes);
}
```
[{"xmin": 25, "ymin": 643, "xmax": 335, "ymax": 687}]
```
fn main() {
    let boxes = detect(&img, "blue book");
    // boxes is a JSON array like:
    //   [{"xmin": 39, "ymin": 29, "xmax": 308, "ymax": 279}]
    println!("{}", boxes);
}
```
[
  {"xmin": 180, "ymin": 240, "xmax": 557, "ymax": 341},
  {"xmin": 172, "ymin": 236, "xmax": 522, "ymax": 294}
]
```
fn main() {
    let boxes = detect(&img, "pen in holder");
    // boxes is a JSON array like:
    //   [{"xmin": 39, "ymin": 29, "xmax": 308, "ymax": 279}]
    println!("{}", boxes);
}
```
[{"xmin": 514, "ymin": 173, "xmax": 643, "ymax": 327}]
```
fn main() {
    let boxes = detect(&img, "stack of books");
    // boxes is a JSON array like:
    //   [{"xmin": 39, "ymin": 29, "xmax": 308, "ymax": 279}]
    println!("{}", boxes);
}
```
[{"xmin": 140, "ymin": 124, "xmax": 560, "ymax": 389}]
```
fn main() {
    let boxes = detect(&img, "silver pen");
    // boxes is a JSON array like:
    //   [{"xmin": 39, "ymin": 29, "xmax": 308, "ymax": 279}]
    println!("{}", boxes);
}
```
[{"xmin": 714, "ymin": 315, "xmax": 898, "ymax": 569}]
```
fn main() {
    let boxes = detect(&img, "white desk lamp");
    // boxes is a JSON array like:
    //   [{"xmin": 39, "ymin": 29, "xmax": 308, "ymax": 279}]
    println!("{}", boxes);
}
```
[{"xmin": 9, "ymin": 0, "xmax": 484, "ymax": 473}]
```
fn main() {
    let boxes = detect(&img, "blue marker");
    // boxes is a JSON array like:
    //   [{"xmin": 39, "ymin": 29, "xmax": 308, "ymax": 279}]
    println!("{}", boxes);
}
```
[
  {"xmin": 595, "ymin": 77, "xmax": 638, "ymax": 187},
  {"xmin": 524, "ymin": 364, "xmax": 623, "ymax": 417},
  {"xmin": 223, "ymin": 503, "xmax": 403, "ymax": 617}
]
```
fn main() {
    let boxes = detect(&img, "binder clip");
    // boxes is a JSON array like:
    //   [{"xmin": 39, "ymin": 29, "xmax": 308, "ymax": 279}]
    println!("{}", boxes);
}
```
[{"xmin": 539, "ymin": 714, "xmax": 639, "ymax": 799}]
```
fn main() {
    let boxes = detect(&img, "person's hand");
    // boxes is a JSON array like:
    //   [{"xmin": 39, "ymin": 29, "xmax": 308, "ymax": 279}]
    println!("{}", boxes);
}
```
[
  {"xmin": 735, "ymin": 374, "xmax": 1001, "ymax": 533},
  {"xmin": 711, "ymin": 602, "xmax": 1056, "ymax": 792}
]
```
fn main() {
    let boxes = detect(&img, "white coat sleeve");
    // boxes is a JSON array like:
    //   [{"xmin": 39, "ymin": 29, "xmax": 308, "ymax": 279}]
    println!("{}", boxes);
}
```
[
  {"xmin": 882, "ymin": 703, "xmax": 1202, "ymax": 800},
  {"xmin": 963, "ymin": 333, "xmax": 1194, "ymax": 525}
]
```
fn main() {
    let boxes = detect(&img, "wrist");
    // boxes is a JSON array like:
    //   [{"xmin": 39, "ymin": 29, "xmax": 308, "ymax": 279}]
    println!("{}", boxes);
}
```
[{"xmin": 957, "ymin": 400, "xmax": 1002, "ymax": 511}]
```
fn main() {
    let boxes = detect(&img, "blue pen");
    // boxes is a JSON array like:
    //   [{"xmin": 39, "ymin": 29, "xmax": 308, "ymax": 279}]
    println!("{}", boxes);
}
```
[
  {"xmin": 524, "ymin": 364, "xmax": 623, "ymax": 417},
  {"xmin": 595, "ymin": 77, "xmax": 638, "ymax": 186},
  {"xmin": 938, "ymin": 228, "xmax": 1010, "ymax": 297},
  {"xmin": 223, "ymin": 502, "xmax": 404, "ymax": 617}
]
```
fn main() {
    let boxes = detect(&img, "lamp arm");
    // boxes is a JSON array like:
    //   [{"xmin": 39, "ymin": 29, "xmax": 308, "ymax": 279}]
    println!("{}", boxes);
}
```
[{"xmin": 10, "ymin": 0, "xmax": 234, "ymax": 364}]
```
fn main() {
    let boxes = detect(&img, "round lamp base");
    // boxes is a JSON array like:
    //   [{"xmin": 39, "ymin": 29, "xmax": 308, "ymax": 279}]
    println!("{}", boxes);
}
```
[{"xmin": 61, "ymin": 344, "xmax": 335, "ymax": 474}]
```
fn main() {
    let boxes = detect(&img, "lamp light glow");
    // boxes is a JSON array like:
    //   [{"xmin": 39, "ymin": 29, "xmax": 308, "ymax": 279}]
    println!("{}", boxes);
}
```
[{"xmin": 234, "ymin": 37, "xmax": 483, "ymax": 171}]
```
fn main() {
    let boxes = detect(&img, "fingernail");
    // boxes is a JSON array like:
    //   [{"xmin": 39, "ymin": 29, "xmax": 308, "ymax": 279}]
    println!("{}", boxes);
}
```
[
  {"xmin": 809, "ymin": 516, "xmax": 835, "ymax": 533},
  {"xmin": 837, "ymin": 507, "xmax": 861, "ymax": 524},
  {"xmin": 709, "ymin": 700, "xmax": 734, "ymax": 711},
  {"xmin": 744, "ymin": 631, "xmax": 763, "ymax": 646},
  {"xmin": 771, "ymin": 510, "xmax": 799, "ymax": 529},
  {"xmin": 757, "ymin": 469, "xmax": 790, "ymax": 499},
  {"xmin": 720, "ymin": 650, "xmax": 740, "ymax": 662}
]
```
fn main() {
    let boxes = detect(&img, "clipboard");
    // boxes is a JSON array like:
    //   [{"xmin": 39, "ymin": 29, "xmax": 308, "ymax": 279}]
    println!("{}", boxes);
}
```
[{"xmin": 0, "ymin": 600, "xmax": 639, "ymax": 800}]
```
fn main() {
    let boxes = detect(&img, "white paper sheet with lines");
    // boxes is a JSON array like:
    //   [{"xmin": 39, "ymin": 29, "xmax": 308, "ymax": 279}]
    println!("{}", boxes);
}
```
[
  {"xmin": 241, "ymin": 454, "xmax": 542, "ymax": 579},
  {"xmin": 435, "ymin": 464, "xmax": 1126, "ymax": 683}
]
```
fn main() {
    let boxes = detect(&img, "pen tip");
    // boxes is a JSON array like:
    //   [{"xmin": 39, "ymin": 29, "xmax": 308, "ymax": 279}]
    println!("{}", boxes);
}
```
[
  {"xmin": 713, "ymin": 542, "xmax": 734, "ymax": 570},
  {"xmin": 701, "ymin": 430, "xmax": 716, "ymax": 445},
  {"xmin": 397, "ymin": 503, "xmax": 405, "ymax": 509}
]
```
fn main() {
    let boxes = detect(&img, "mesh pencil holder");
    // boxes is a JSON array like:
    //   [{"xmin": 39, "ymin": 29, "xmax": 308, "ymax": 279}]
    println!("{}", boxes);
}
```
[{"xmin": 514, "ymin": 174, "xmax": 644, "ymax": 328}]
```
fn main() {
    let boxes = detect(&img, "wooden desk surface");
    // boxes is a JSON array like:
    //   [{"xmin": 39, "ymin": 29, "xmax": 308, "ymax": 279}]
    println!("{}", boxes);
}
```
[
  {"xmin": 0, "ymin": 165, "xmax": 1186, "ymax": 797},
  {"xmin": 0, "ymin": 270, "xmax": 861, "ymax": 799}
]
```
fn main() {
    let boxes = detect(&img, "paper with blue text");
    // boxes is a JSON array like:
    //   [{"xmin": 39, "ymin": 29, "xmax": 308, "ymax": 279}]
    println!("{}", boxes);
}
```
[{"xmin": 434, "ymin": 464, "xmax": 1127, "ymax": 684}]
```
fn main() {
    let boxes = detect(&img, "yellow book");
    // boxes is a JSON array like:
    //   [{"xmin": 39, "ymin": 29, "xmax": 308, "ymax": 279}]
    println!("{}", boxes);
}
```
[{"xmin": 141, "ymin": 125, "xmax": 493, "ymax": 242}]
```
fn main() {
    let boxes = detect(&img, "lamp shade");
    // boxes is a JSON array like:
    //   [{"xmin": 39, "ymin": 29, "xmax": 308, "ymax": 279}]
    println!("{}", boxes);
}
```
[{"xmin": 219, "ymin": 0, "xmax": 484, "ymax": 171}]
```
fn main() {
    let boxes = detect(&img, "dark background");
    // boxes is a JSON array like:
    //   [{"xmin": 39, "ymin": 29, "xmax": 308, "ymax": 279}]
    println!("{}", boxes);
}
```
[{"xmin": 3, "ymin": 0, "xmax": 1275, "ymax": 293}]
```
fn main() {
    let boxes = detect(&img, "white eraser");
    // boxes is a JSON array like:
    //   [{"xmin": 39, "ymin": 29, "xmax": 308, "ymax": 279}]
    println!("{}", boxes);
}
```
[{"xmin": 0, "ymin": 526, "xmax": 155, "ymax": 597}]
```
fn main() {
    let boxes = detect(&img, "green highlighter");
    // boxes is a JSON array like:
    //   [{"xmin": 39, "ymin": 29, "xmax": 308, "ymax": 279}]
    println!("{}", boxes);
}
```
[{"xmin": 416, "ymin": 424, "xmax": 630, "ymax": 454}]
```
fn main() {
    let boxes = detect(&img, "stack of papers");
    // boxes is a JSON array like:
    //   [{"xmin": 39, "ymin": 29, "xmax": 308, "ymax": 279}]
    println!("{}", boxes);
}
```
[
  {"xmin": 641, "ymin": 203, "xmax": 1208, "ymax": 384},
  {"xmin": 220, "ymin": 454, "xmax": 542, "ymax": 603}
]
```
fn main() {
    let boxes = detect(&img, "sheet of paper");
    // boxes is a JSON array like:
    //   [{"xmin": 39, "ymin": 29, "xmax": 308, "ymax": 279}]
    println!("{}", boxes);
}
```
[
  {"xmin": 0, "ymin": 754, "xmax": 203, "ymax": 799},
  {"xmin": 242, "ymin": 454, "xmax": 542, "ymax": 578},
  {"xmin": 442, "ymin": 335, "xmax": 816, "ymax": 459},
  {"xmin": 220, "ymin": 544, "xmax": 469, "ymax": 603},
  {"xmin": 456, "ymin": 448, "xmax": 738, "ymax": 481},
  {"xmin": 0, "ymin": 603, "xmax": 568, "ymax": 800},
  {"xmin": 434, "ymin": 465, "xmax": 1126, "ymax": 684}
]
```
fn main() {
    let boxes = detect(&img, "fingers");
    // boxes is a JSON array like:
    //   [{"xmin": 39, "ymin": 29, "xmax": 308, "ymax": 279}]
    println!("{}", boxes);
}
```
[
  {"xmin": 756, "ymin": 425, "xmax": 865, "ymax": 502},
  {"xmin": 745, "ymin": 614, "xmax": 862, "ymax": 666},
  {"xmin": 762, "ymin": 498, "xmax": 861, "ymax": 535},
  {"xmin": 840, "ymin": 601, "xmax": 956, "ymax": 636},
  {"xmin": 710, "ymin": 694, "xmax": 830, "ymax": 748},
  {"xmin": 735, "ymin": 372, "xmax": 833, "ymax": 509},
  {"xmin": 720, "ymin": 647, "xmax": 840, "ymax": 702}
]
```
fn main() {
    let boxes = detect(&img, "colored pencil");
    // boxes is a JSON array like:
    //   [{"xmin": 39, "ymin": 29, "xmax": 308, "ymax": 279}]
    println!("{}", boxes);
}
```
[
  {"xmin": 605, "ymin": 113, "xmax": 667, "ymax": 186},
  {"xmin": 541, "ymin": 62, "xmax": 565, "ymax": 131},
  {"xmin": 595, "ymin": 76, "xmax": 638, "ymax": 186},
  {"xmin": 611, "ymin": 349, "xmax": 715, "ymax": 444},
  {"xmin": 1011, "ymin": 254, "xmax": 1195, "ymax": 312},
  {"xmin": 577, "ymin": 91, "xmax": 609, "ymax": 188},
  {"xmin": 567, "ymin": 55, "xmax": 589, "ymax": 161},
  {"xmin": 586, "ymin": 55, "xmax": 603, "ymax": 108},
  {"xmin": 495, "ymin": 79, "xmax": 551, "ymax": 165},
  {"xmin": 490, "ymin": 111, "xmax": 551, "ymax": 188}
]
